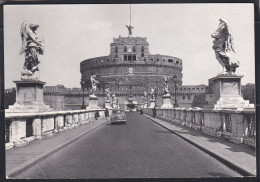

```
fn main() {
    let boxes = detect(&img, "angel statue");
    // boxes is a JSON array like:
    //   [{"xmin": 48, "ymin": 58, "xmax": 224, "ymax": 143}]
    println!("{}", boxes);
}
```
[
  {"xmin": 19, "ymin": 21, "xmax": 44, "ymax": 80},
  {"xmin": 125, "ymin": 25, "xmax": 134, "ymax": 37},
  {"xmin": 163, "ymin": 75, "xmax": 169, "ymax": 95},
  {"xmin": 105, "ymin": 87, "xmax": 111, "ymax": 100},
  {"xmin": 90, "ymin": 75, "xmax": 99, "ymax": 96},
  {"xmin": 211, "ymin": 18, "xmax": 239, "ymax": 74}
]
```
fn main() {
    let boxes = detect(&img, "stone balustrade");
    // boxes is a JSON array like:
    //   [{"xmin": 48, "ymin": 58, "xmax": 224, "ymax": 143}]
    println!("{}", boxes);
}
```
[
  {"xmin": 143, "ymin": 107, "xmax": 256, "ymax": 148},
  {"xmin": 5, "ymin": 109, "xmax": 109, "ymax": 150}
]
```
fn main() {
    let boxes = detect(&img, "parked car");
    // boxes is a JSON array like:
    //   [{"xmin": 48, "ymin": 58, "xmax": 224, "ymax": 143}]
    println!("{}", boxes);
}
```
[{"xmin": 111, "ymin": 109, "xmax": 126, "ymax": 124}]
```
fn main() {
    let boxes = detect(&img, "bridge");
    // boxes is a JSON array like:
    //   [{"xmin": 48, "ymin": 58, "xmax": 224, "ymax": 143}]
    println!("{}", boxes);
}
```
[{"xmin": 5, "ymin": 107, "xmax": 256, "ymax": 178}]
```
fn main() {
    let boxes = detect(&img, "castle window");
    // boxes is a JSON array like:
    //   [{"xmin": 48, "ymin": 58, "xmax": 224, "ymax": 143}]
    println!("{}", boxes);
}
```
[
  {"xmin": 115, "ymin": 47, "xmax": 118, "ymax": 53},
  {"xmin": 157, "ymin": 59, "xmax": 160, "ymax": 61},
  {"xmin": 128, "ymin": 47, "xmax": 132, "ymax": 52},
  {"xmin": 107, "ymin": 59, "xmax": 110, "ymax": 62},
  {"xmin": 124, "ymin": 46, "xmax": 127, "ymax": 52},
  {"xmin": 168, "ymin": 59, "xmax": 173, "ymax": 63},
  {"xmin": 133, "ymin": 55, "xmax": 136, "ymax": 61},
  {"xmin": 141, "ymin": 53, "xmax": 144, "ymax": 57},
  {"xmin": 176, "ymin": 61, "xmax": 179, "ymax": 64},
  {"xmin": 133, "ymin": 46, "xmax": 136, "ymax": 52},
  {"xmin": 182, "ymin": 96, "xmax": 185, "ymax": 100},
  {"xmin": 128, "ymin": 55, "xmax": 132, "ymax": 61},
  {"xmin": 124, "ymin": 55, "xmax": 127, "ymax": 61},
  {"xmin": 141, "ymin": 46, "xmax": 144, "ymax": 52},
  {"xmin": 188, "ymin": 95, "xmax": 191, "ymax": 100}
]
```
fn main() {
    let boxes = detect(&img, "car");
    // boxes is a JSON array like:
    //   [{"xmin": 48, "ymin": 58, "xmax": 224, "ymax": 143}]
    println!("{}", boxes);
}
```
[{"xmin": 111, "ymin": 109, "xmax": 126, "ymax": 124}]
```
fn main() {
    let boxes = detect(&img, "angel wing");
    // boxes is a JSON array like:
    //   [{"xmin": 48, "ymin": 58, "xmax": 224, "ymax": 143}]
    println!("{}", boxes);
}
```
[{"xmin": 19, "ymin": 21, "xmax": 29, "ymax": 55}]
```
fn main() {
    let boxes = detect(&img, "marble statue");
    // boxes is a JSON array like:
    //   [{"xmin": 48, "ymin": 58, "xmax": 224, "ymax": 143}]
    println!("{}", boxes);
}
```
[
  {"xmin": 163, "ymin": 75, "xmax": 169, "ymax": 95},
  {"xmin": 19, "ymin": 21, "xmax": 44, "ymax": 80},
  {"xmin": 211, "ymin": 18, "xmax": 239, "ymax": 74},
  {"xmin": 150, "ymin": 87, "xmax": 155, "ymax": 101},
  {"xmin": 105, "ymin": 88, "xmax": 111, "ymax": 100},
  {"xmin": 125, "ymin": 25, "xmax": 134, "ymax": 37},
  {"xmin": 144, "ymin": 91, "xmax": 148, "ymax": 101},
  {"xmin": 90, "ymin": 75, "xmax": 99, "ymax": 96}
]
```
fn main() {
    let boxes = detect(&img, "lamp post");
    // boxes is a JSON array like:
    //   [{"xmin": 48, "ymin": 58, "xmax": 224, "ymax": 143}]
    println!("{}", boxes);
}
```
[
  {"xmin": 80, "ymin": 79, "xmax": 86, "ymax": 109},
  {"xmin": 154, "ymin": 86, "xmax": 158, "ymax": 108},
  {"xmin": 173, "ymin": 75, "xmax": 179, "ymax": 108}
]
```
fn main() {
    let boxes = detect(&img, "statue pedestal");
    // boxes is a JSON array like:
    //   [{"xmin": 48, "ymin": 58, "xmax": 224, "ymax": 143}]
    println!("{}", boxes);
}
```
[
  {"xmin": 87, "ymin": 95, "xmax": 100, "ymax": 109},
  {"xmin": 105, "ymin": 100, "xmax": 112, "ymax": 109},
  {"xmin": 149, "ymin": 100, "xmax": 156, "ymax": 108},
  {"xmin": 143, "ymin": 102, "xmax": 148, "ymax": 108},
  {"xmin": 6, "ymin": 80, "xmax": 52, "ymax": 113},
  {"xmin": 160, "ymin": 94, "xmax": 173, "ymax": 109},
  {"xmin": 208, "ymin": 74, "xmax": 254, "ymax": 109}
]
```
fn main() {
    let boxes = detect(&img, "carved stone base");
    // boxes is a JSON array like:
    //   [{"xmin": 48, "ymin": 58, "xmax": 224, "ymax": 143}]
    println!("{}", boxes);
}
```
[
  {"xmin": 87, "ymin": 96, "xmax": 100, "ymax": 110},
  {"xmin": 149, "ymin": 100, "xmax": 155, "ymax": 108},
  {"xmin": 6, "ymin": 80, "xmax": 52, "ymax": 113},
  {"xmin": 160, "ymin": 94, "xmax": 173, "ymax": 109},
  {"xmin": 105, "ymin": 100, "xmax": 112, "ymax": 109},
  {"xmin": 208, "ymin": 75, "xmax": 254, "ymax": 109}
]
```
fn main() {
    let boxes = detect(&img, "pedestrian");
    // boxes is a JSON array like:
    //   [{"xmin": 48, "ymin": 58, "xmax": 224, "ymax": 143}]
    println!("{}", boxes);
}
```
[
  {"xmin": 95, "ymin": 110, "xmax": 99, "ymax": 120},
  {"xmin": 152, "ymin": 107, "xmax": 156, "ymax": 118},
  {"xmin": 105, "ymin": 108, "xmax": 109, "ymax": 119}
]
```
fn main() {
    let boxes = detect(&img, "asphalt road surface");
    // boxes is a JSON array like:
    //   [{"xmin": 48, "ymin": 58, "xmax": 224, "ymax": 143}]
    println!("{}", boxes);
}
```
[{"xmin": 14, "ymin": 112, "xmax": 241, "ymax": 179}]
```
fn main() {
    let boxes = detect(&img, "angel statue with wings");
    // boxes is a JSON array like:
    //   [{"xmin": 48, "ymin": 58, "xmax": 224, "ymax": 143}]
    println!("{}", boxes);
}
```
[
  {"xmin": 19, "ymin": 22, "xmax": 44, "ymax": 79},
  {"xmin": 105, "ymin": 87, "xmax": 111, "ymax": 100},
  {"xmin": 211, "ymin": 18, "xmax": 239, "ymax": 74},
  {"xmin": 125, "ymin": 25, "xmax": 134, "ymax": 37},
  {"xmin": 90, "ymin": 75, "xmax": 99, "ymax": 96},
  {"xmin": 163, "ymin": 75, "xmax": 170, "ymax": 95}
]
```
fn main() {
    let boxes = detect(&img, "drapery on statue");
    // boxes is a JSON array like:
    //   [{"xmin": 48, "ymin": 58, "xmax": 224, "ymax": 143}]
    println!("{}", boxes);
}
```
[
  {"xmin": 163, "ymin": 76, "xmax": 169, "ymax": 95},
  {"xmin": 19, "ymin": 21, "xmax": 44, "ymax": 80},
  {"xmin": 125, "ymin": 25, "xmax": 134, "ymax": 37},
  {"xmin": 211, "ymin": 18, "xmax": 239, "ymax": 74},
  {"xmin": 105, "ymin": 88, "xmax": 111, "ymax": 100},
  {"xmin": 90, "ymin": 75, "xmax": 99, "ymax": 95}
]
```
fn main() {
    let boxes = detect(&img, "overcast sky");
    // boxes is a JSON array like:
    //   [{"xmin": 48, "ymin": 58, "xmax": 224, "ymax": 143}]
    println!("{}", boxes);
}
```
[{"xmin": 4, "ymin": 4, "xmax": 255, "ymax": 88}]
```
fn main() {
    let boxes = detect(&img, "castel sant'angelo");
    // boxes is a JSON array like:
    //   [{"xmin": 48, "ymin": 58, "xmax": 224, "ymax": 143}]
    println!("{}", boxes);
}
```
[{"xmin": 80, "ymin": 26, "xmax": 206, "ymax": 109}]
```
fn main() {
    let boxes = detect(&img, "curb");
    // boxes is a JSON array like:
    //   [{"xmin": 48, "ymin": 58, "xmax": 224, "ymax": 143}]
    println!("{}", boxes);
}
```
[
  {"xmin": 142, "ymin": 114, "xmax": 255, "ymax": 176},
  {"xmin": 6, "ymin": 119, "xmax": 109, "ymax": 178}
]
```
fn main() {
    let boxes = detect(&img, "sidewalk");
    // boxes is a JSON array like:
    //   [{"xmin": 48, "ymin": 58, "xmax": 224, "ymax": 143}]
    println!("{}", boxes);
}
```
[
  {"xmin": 6, "ymin": 117, "xmax": 109, "ymax": 178},
  {"xmin": 143, "ymin": 114, "xmax": 256, "ymax": 176}
]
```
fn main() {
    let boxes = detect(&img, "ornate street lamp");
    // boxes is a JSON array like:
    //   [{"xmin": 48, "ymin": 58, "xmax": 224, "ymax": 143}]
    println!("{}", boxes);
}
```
[
  {"xmin": 154, "ymin": 86, "xmax": 158, "ymax": 107},
  {"xmin": 80, "ymin": 79, "xmax": 86, "ymax": 109},
  {"xmin": 172, "ymin": 75, "xmax": 179, "ymax": 108}
]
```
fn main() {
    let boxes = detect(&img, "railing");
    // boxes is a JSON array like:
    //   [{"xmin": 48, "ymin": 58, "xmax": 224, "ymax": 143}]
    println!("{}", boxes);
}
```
[
  {"xmin": 5, "ymin": 109, "xmax": 109, "ymax": 149},
  {"xmin": 143, "ymin": 107, "xmax": 256, "ymax": 148}
]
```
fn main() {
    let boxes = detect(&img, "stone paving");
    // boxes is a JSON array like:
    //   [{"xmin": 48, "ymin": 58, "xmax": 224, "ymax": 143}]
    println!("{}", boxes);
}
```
[
  {"xmin": 143, "ymin": 114, "xmax": 256, "ymax": 176},
  {"xmin": 6, "ymin": 117, "xmax": 109, "ymax": 177}
]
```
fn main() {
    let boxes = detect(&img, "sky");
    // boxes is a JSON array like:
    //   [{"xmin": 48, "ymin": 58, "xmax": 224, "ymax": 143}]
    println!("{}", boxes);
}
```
[{"xmin": 4, "ymin": 4, "xmax": 255, "ymax": 89}]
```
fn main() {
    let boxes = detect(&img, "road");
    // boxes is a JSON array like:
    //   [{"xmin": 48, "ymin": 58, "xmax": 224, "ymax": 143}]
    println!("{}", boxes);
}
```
[{"xmin": 14, "ymin": 112, "xmax": 241, "ymax": 179}]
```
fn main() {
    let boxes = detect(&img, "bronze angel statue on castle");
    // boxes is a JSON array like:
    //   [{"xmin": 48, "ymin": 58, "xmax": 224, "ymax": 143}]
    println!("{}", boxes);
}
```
[
  {"xmin": 19, "ymin": 21, "xmax": 44, "ymax": 80},
  {"xmin": 211, "ymin": 18, "xmax": 239, "ymax": 74}
]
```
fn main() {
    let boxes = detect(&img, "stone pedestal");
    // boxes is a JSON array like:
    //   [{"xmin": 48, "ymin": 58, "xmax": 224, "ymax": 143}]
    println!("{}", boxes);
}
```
[
  {"xmin": 6, "ymin": 80, "xmax": 51, "ymax": 113},
  {"xmin": 143, "ymin": 102, "xmax": 148, "ymax": 108},
  {"xmin": 160, "ymin": 94, "xmax": 173, "ymax": 109},
  {"xmin": 208, "ymin": 75, "xmax": 254, "ymax": 109},
  {"xmin": 105, "ymin": 100, "xmax": 112, "ymax": 109},
  {"xmin": 87, "ymin": 95, "xmax": 100, "ymax": 109},
  {"xmin": 149, "ymin": 100, "xmax": 155, "ymax": 108}
]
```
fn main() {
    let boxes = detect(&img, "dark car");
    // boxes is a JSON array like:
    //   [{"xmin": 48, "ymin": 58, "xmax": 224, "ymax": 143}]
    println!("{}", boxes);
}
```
[{"xmin": 111, "ymin": 109, "xmax": 126, "ymax": 124}]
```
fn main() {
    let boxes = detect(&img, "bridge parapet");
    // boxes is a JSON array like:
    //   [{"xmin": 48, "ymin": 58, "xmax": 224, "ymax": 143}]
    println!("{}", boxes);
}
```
[
  {"xmin": 5, "ymin": 109, "xmax": 107, "ymax": 150},
  {"xmin": 143, "ymin": 107, "xmax": 256, "ymax": 148}
]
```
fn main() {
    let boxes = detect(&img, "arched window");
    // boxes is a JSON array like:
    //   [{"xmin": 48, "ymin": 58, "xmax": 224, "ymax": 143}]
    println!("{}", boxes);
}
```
[
  {"xmin": 141, "ymin": 46, "xmax": 144, "ymax": 52},
  {"xmin": 115, "ymin": 47, "xmax": 118, "ymax": 53}
]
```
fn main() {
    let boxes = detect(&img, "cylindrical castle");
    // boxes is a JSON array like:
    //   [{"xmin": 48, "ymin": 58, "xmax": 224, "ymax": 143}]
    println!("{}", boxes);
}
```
[{"xmin": 80, "ymin": 35, "xmax": 183, "ymax": 109}]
